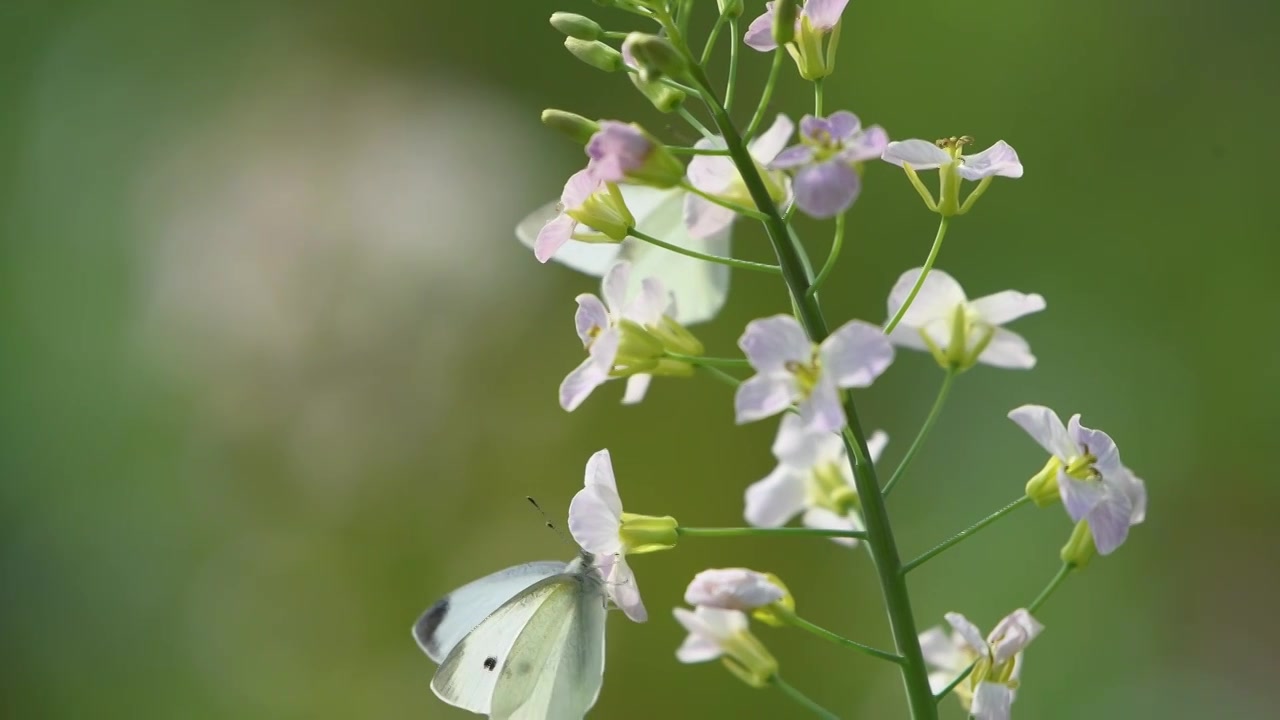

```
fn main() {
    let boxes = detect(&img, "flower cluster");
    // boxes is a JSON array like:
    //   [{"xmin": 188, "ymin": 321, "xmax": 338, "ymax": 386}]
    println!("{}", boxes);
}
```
[{"xmin": 419, "ymin": 2, "xmax": 1150, "ymax": 719}]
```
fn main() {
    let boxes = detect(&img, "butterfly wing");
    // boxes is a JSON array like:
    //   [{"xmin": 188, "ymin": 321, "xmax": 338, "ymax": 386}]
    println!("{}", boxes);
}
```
[
  {"xmin": 413, "ymin": 561, "xmax": 567, "ymax": 663},
  {"xmin": 490, "ymin": 571, "xmax": 608, "ymax": 720}
]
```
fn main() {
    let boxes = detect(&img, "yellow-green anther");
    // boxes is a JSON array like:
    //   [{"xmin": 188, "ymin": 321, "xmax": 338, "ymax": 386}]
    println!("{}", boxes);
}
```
[
  {"xmin": 540, "ymin": 109, "xmax": 600, "ymax": 145},
  {"xmin": 1060, "ymin": 519, "xmax": 1096, "ymax": 569},
  {"xmin": 618, "ymin": 512, "xmax": 678, "ymax": 553},
  {"xmin": 1025, "ymin": 456, "xmax": 1063, "ymax": 506},
  {"xmin": 549, "ymin": 12, "xmax": 602, "ymax": 41},
  {"xmin": 564, "ymin": 38, "xmax": 624, "ymax": 73},
  {"xmin": 1064, "ymin": 452, "xmax": 1099, "ymax": 480}
]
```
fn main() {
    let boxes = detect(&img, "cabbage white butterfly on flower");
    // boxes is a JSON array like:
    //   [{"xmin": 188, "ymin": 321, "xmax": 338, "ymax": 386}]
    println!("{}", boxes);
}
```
[{"xmin": 413, "ymin": 552, "xmax": 609, "ymax": 719}]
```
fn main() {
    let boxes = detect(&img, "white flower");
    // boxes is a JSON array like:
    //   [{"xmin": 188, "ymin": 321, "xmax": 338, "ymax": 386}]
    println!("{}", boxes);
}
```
[
  {"xmin": 517, "ymin": 184, "xmax": 732, "ymax": 325},
  {"xmin": 886, "ymin": 268, "xmax": 1045, "ymax": 370},
  {"xmin": 673, "ymin": 606, "xmax": 778, "ymax": 687},
  {"xmin": 920, "ymin": 609, "xmax": 1044, "ymax": 720},
  {"xmin": 1008, "ymin": 405, "xmax": 1147, "ymax": 555},
  {"xmin": 684, "ymin": 568, "xmax": 785, "ymax": 611},
  {"xmin": 745, "ymin": 413, "xmax": 887, "ymax": 546},
  {"xmin": 684, "ymin": 114, "xmax": 794, "ymax": 239},
  {"xmin": 735, "ymin": 315, "xmax": 894, "ymax": 432},
  {"xmin": 567, "ymin": 449, "xmax": 650, "ymax": 622},
  {"xmin": 560, "ymin": 261, "xmax": 671, "ymax": 412},
  {"xmin": 882, "ymin": 139, "xmax": 1023, "ymax": 180}
]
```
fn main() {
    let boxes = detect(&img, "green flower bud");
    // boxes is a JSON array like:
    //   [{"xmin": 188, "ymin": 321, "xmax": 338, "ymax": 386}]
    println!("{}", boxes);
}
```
[
  {"xmin": 629, "ymin": 74, "xmax": 686, "ymax": 113},
  {"xmin": 618, "ymin": 512, "xmax": 679, "ymax": 553},
  {"xmin": 549, "ymin": 12, "xmax": 602, "ymax": 41},
  {"xmin": 540, "ymin": 109, "xmax": 600, "ymax": 145},
  {"xmin": 1060, "ymin": 520, "xmax": 1096, "ymax": 569},
  {"xmin": 623, "ymin": 33, "xmax": 688, "ymax": 82},
  {"xmin": 564, "ymin": 38, "xmax": 624, "ymax": 73},
  {"xmin": 773, "ymin": 0, "xmax": 798, "ymax": 45},
  {"xmin": 717, "ymin": 0, "xmax": 744, "ymax": 18}
]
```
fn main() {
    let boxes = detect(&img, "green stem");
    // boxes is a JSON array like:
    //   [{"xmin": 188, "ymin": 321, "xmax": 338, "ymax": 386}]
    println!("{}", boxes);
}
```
[
  {"xmin": 696, "ymin": 364, "xmax": 742, "ymax": 388},
  {"xmin": 933, "ymin": 661, "xmax": 975, "ymax": 703},
  {"xmin": 1028, "ymin": 562, "xmax": 1075, "ymax": 614},
  {"xmin": 628, "ymin": 227, "xmax": 780, "ymax": 274},
  {"xmin": 665, "ymin": 352, "xmax": 751, "ymax": 369},
  {"xmin": 676, "ymin": 62, "xmax": 938, "ymax": 720},
  {"xmin": 772, "ymin": 676, "xmax": 841, "ymax": 720},
  {"xmin": 677, "ymin": 105, "xmax": 716, "ymax": 140},
  {"xmin": 806, "ymin": 212, "xmax": 846, "ymax": 298},
  {"xmin": 668, "ymin": 146, "xmax": 732, "ymax": 156},
  {"xmin": 745, "ymin": 49, "xmax": 785, "ymax": 139},
  {"xmin": 814, "ymin": 77, "xmax": 825, "ymax": 116},
  {"xmin": 881, "ymin": 369, "xmax": 956, "ymax": 497},
  {"xmin": 725, "ymin": 18, "xmax": 741, "ymax": 111},
  {"xmin": 901, "ymin": 496, "xmax": 1032, "ymax": 574},
  {"xmin": 775, "ymin": 608, "xmax": 903, "ymax": 664},
  {"xmin": 678, "ymin": 526, "xmax": 867, "ymax": 540},
  {"xmin": 883, "ymin": 217, "xmax": 950, "ymax": 334},
  {"xmin": 699, "ymin": 15, "xmax": 727, "ymax": 66},
  {"xmin": 679, "ymin": 181, "xmax": 770, "ymax": 221},
  {"xmin": 621, "ymin": 65, "xmax": 701, "ymax": 97}
]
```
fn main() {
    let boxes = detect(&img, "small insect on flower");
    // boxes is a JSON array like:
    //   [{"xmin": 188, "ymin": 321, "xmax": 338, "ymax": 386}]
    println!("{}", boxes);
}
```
[
  {"xmin": 920, "ymin": 609, "xmax": 1043, "ymax": 720},
  {"xmin": 745, "ymin": 413, "xmax": 887, "ymax": 545},
  {"xmin": 885, "ymin": 268, "xmax": 1045, "ymax": 371},
  {"xmin": 735, "ymin": 314, "xmax": 894, "ymax": 432},
  {"xmin": 569, "ymin": 448, "xmax": 680, "ymax": 623},
  {"xmin": 770, "ymin": 111, "xmax": 888, "ymax": 218}
]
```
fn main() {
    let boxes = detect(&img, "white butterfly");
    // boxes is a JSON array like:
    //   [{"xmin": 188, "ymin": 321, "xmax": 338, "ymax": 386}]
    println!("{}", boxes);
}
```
[{"xmin": 413, "ymin": 553, "xmax": 609, "ymax": 719}]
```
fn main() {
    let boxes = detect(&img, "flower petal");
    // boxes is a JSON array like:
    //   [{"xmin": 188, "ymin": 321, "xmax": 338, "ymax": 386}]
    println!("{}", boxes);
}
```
[
  {"xmin": 976, "ymin": 328, "xmax": 1037, "ymax": 369},
  {"xmin": 1115, "ymin": 467, "xmax": 1147, "ymax": 525},
  {"xmin": 601, "ymin": 261, "xmax": 632, "ymax": 315},
  {"xmin": 682, "ymin": 193, "xmax": 738, "ymax": 240},
  {"xmin": 1069, "ymin": 415, "xmax": 1124, "ymax": 479},
  {"xmin": 622, "ymin": 374, "xmax": 652, "ymax": 405},
  {"xmin": 771, "ymin": 412, "xmax": 844, "ymax": 467},
  {"xmin": 560, "ymin": 167, "xmax": 600, "ymax": 207},
  {"xmin": 802, "ymin": 507, "xmax": 861, "ymax": 547},
  {"xmin": 770, "ymin": 144, "xmax": 816, "ymax": 169},
  {"xmin": 586, "ymin": 121, "xmax": 652, "ymax": 182},
  {"xmin": 559, "ymin": 332, "xmax": 616, "ymax": 412},
  {"xmin": 598, "ymin": 554, "xmax": 646, "ymax": 622},
  {"xmin": 569, "ymin": 487, "xmax": 623, "ymax": 555},
  {"xmin": 620, "ymin": 190, "xmax": 730, "ymax": 325},
  {"xmin": 583, "ymin": 448, "xmax": 621, "ymax": 500},
  {"xmin": 748, "ymin": 114, "xmax": 796, "ymax": 164},
  {"xmin": 988, "ymin": 609, "xmax": 1043, "ymax": 665},
  {"xmin": 1087, "ymin": 485, "xmax": 1135, "ymax": 555},
  {"xmin": 865, "ymin": 429, "xmax": 889, "ymax": 464},
  {"xmin": 798, "ymin": 376, "xmax": 846, "ymax": 432},
  {"xmin": 1057, "ymin": 471, "xmax": 1107, "ymax": 524},
  {"xmin": 534, "ymin": 213, "xmax": 578, "ymax": 263},
  {"xmin": 882, "ymin": 139, "xmax": 951, "ymax": 170},
  {"xmin": 958, "ymin": 140, "xmax": 1023, "ymax": 180},
  {"xmin": 1007, "ymin": 405, "xmax": 1077, "ymax": 460},
  {"xmin": 793, "ymin": 159, "xmax": 861, "ymax": 218},
  {"xmin": 944, "ymin": 612, "xmax": 990, "ymax": 658},
  {"xmin": 675, "ymin": 630, "xmax": 723, "ymax": 663},
  {"xmin": 686, "ymin": 139, "xmax": 734, "ymax": 192},
  {"xmin": 742, "ymin": 3, "xmax": 778, "ymax": 52},
  {"xmin": 574, "ymin": 294, "xmax": 610, "ymax": 347},
  {"xmin": 739, "ymin": 315, "xmax": 811, "ymax": 371},
  {"xmin": 970, "ymin": 681, "xmax": 1015, "ymax": 720},
  {"xmin": 684, "ymin": 568, "xmax": 785, "ymax": 610},
  {"xmin": 969, "ymin": 290, "xmax": 1046, "ymax": 325},
  {"xmin": 821, "ymin": 319, "xmax": 895, "ymax": 388},
  {"xmin": 841, "ymin": 125, "xmax": 889, "ymax": 163},
  {"xmin": 919, "ymin": 627, "xmax": 966, "ymax": 673},
  {"xmin": 802, "ymin": 0, "xmax": 850, "ymax": 30},
  {"xmin": 734, "ymin": 373, "xmax": 797, "ymax": 424},
  {"xmin": 744, "ymin": 464, "xmax": 807, "ymax": 527},
  {"xmin": 886, "ymin": 268, "xmax": 967, "ymax": 328}
]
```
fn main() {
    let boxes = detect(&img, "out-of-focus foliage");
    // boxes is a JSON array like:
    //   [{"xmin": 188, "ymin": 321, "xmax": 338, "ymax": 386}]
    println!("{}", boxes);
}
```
[{"xmin": 2, "ymin": 1, "xmax": 1277, "ymax": 718}]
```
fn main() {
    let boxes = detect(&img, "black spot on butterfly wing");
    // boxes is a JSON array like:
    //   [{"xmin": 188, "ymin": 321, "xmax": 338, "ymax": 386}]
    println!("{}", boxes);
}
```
[
  {"xmin": 413, "ymin": 598, "xmax": 450, "ymax": 657},
  {"xmin": 483, "ymin": 656, "xmax": 497, "ymax": 671}
]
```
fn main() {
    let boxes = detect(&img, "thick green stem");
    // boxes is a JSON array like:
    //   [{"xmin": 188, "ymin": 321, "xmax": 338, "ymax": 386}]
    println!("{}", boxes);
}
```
[
  {"xmin": 681, "ymin": 58, "xmax": 940, "ymax": 720},
  {"xmin": 884, "ymin": 217, "xmax": 949, "ymax": 334},
  {"xmin": 773, "ymin": 676, "xmax": 840, "ymax": 720},
  {"xmin": 882, "ymin": 369, "xmax": 956, "ymax": 497},
  {"xmin": 901, "ymin": 496, "xmax": 1032, "ymax": 573}
]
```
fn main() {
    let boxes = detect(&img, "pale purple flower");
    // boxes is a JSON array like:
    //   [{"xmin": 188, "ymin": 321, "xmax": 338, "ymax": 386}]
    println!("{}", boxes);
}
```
[
  {"xmin": 769, "ymin": 111, "xmax": 888, "ymax": 217},
  {"xmin": 1008, "ymin": 405, "xmax": 1147, "ymax": 554},
  {"xmin": 567, "ymin": 449, "xmax": 647, "ymax": 622},
  {"xmin": 744, "ymin": 0, "xmax": 850, "ymax": 52},
  {"xmin": 586, "ymin": 121, "xmax": 653, "ymax": 182},
  {"xmin": 534, "ymin": 168, "xmax": 600, "ymax": 262},
  {"xmin": 735, "ymin": 315, "xmax": 894, "ymax": 431},
  {"xmin": 745, "ymin": 413, "xmax": 887, "ymax": 546},
  {"xmin": 684, "ymin": 569, "xmax": 785, "ymax": 611},
  {"xmin": 516, "ymin": 185, "xmax": 733, "ymax": 325},
  {"xmin": 560, "ymin": 261, "xmax": 670, "ymax": 412},
  {"xmin": 886, "ymin": 268, "xmax": 1045, "ymax": 370},
  {"xmin": 882, "ymin": 138, "xmax": 1023, "ymax": 180},
  {"xmin": 921, "ymin": 609, "xmax": 1044, "ymax": 720},
  {"xmin": 684, "ymin": 114, "xmax": 793, "ymax": 239}
]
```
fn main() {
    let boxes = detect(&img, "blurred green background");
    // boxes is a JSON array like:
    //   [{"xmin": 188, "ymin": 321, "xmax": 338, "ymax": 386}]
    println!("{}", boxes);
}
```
[{"xmin": 3, "ymin": 0, "xmax": 1277, "ymax": 718}]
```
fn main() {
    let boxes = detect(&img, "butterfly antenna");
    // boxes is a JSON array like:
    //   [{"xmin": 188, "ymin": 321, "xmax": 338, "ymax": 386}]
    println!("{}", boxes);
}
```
[{"xmin": 526, "ymin": 496, "xmax": 575, "ymax": 548}]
